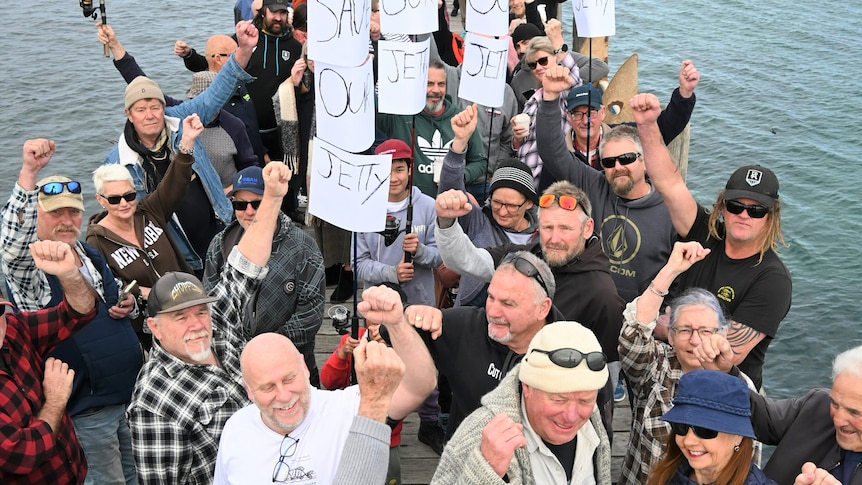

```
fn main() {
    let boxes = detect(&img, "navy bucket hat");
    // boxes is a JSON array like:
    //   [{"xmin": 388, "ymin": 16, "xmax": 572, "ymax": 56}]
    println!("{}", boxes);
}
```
[{"xmin": 660, "ymin": 369, "xmax": 755, "ymax": 438}]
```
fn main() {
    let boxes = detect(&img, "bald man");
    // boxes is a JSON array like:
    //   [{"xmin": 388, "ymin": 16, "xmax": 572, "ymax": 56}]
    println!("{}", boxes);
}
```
[
  {"xmin": 204, "ymin": 35, "xmax": 238, "ymax": 73},
  {"xmin": 213, "ymin": 285, "xmax": 436, "ymax": 484}
]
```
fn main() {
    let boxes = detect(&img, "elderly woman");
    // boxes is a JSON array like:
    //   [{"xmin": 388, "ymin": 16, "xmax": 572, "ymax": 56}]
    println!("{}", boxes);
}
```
[
  {"xmin": 647, "ymin": 370, "xmax": 774, "ymax": 485},
  {"xmin": 86, "ymin": 114, "xmax": 202, "ymax": 349},
  {"xmin": 619, "ymin": 241, "xmax": 763, "ymax": 485}
]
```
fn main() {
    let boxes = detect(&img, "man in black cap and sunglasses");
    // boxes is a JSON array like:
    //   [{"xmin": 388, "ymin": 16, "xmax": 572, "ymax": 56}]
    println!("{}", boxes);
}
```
[
  {"xmin": 432, "ymin": 321, "xmax": 611, "ymax": 484},
  {"xmin": 631, "ymin": 92, "xmax": 791, "ymax": 392},
  {"xmin": 1, "ymin": 139, "xmax": 144, "ymax": 483}
]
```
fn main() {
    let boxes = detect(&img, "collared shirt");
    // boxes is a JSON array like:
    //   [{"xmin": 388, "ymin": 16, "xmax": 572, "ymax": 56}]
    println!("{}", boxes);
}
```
[
  {"xmin": 521, "ymin": 394, "xmax": 600, "ymax": 485},
  {"xmin": 0, "ymin": 300, "xmax": 97, "ymax": 484},
  {"xmin": 127, "ymin": 247, "xmax": 268, "ymax": 485},
  {"xmin": 1, "ymin": 184, "xmax": 107, "ymax": 311}
]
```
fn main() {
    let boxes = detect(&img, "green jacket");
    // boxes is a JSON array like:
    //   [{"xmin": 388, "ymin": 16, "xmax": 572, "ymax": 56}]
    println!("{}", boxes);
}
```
[{"xmin": 377, "ymin": 95, "xmax": 487, "ymax": 197}]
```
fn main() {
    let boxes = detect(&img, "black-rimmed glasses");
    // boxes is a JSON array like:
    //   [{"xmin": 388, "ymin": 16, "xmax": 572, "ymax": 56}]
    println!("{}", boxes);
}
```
[
  {"xmin": 526, "ymin": 56, "xmax": 550, "ymax": 70},
  {"xmin": 500, "ymin": 253, "xmax": 549, "ymax": 297},
  {"xmin": 599, "ymin": 152, "xmax": 641, "ymax": 169},
  {"xmin": 232, "ymin": 199, "xmax": 262, "ymax": 211},
  {"xmin": 669, "ymin": 422, "xmax": 719, "ymax": 439},
  {"xmin": 101, "ymin": 191, "xmax": 137, "ymax": 205},
  {"xmin": 272, "ymin": 435, "xmax": 299, "ymax": 482},
  {"xmin": 530, "ymin": 348, "xmax": 607, "ymax": 371},
  {"xmin": 725, "ymin": 200, "xmax": 769, "ymax": 219},
  {"xmin": 489, "ymin": 198, "xmax": 528, "ymax": 213},
  {"xmin": 39, "ymin": 181, "xmax": 82, "ymax": 196},
  {"xmin": 569, "ymin": 108, "xmax": 600, "ymax": 121}
]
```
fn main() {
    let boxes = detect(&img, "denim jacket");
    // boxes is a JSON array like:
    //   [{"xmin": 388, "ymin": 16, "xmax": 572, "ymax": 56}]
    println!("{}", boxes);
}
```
[{"xmin": 103, "ymin": 55, "xmax": 254, "ymax": 269}]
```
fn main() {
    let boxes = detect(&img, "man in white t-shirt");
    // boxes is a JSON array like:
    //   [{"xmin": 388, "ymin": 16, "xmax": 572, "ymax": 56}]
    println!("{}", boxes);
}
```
[{"xmin": 214, "ymin": 285, "xmax": 436, "ymax": 484}]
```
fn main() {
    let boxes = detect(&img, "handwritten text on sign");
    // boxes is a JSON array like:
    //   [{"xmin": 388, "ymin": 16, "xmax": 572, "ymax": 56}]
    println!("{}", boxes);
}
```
[
  {"xmin": 380, "ymin": 0, "xmax": 438, "ymax": 35},
  {"xmin": 465, "ymin": 0, "xmax": 508, "ymax": 36},
  {"xmin": 378, "ymin": 38, "xmax": 430, "ymax": 115},
  {"xmin": 572, "ymin": 0, "xmax": 615, "ymax": 37},
  {"xmin": 308, "ymin": 0, "xmax": 372, "ymax": 66},
  {"xmin": 458, "ymin": 33, "xmax": 508, "ymax": 107},
  {"xmin": 315, "ymin": 57, "xmax": 375, "ymax": 152},
  {"xmin": 309, "ymin": 137, "xmax": 392, "ymax": 232}
]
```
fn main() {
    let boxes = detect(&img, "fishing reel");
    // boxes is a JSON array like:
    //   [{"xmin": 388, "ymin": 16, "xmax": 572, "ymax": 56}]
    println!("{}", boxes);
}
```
[
  {"xmin": 80, "ymin": 0, "xmax": 98, "ymax": 18},
  {"xmin": 378, "ymin": 215, "xmax": 404, "ymax": 247},
  {"xmin": 329, "ymin": 305, "xmax": 352, "ymax": 335}
]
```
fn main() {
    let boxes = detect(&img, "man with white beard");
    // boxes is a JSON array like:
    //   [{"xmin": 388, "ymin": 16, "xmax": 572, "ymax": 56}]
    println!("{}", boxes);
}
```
[{"xmin": 126, "ymin": 163, "xmax": 292, "ymax": 485}]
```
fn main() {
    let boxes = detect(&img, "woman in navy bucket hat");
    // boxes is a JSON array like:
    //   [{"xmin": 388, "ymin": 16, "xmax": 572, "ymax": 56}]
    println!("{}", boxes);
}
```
[{"xmin": 647, "ymin": 370, "xmax": 777, "ymax": 485}]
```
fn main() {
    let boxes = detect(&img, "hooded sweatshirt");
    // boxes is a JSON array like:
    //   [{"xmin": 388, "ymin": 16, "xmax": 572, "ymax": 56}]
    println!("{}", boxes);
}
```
[
  {"xmin": 377, "ymin": 95, "xmax": 487, "ymax": 197},
  {"xmin": 536, "ymin": 97, "xmax": 677, "ymax": 302}
]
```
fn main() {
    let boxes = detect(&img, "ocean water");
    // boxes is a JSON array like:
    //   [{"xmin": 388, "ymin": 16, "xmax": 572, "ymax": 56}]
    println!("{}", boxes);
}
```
[{"xmin": 2, "ymin": 0, "xmax": 860, "ymax": 398}]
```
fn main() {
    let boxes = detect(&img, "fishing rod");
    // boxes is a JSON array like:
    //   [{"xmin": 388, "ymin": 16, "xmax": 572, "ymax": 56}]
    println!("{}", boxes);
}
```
[
  {"xmin": 584, "ymin": 36, "xmax": 593, "ymax": 165},
  {"xmin": 80, "ymin": 0, "xmax": 109, "ymax": 57},
  {"xmin": 404, "ymin": 115, "xmax": 416, "ymax": 264}
]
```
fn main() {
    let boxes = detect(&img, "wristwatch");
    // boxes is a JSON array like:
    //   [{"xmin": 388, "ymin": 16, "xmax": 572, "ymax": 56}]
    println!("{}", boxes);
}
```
[{"xmin": 553, "ymin": 43, "xmax": 569, "ymax": 54}]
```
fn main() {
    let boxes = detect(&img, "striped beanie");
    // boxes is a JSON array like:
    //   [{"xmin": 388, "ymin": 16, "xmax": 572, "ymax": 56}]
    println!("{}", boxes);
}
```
[{"xmin": 489, "ymin": 159, "xmax": 538, "ymax": 204}]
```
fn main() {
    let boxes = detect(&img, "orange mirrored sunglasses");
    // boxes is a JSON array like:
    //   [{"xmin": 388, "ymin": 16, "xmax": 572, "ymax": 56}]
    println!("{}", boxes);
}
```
[{"xmin": 538, "ymin": 194, "xmax": 579, "ymax": 211}]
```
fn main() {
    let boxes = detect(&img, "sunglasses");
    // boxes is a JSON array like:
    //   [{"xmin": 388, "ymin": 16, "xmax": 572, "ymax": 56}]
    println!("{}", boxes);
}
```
[
  {"xmin": 39, "ymin": 181, "xmax": 82, "ymax": 196},
  {"xmin": 669, "ymin": 422, "xmax": 720, "ymax": 440},
  {"xmin": 725, "ymin": 200, "xmax": 769, "ymax": 219},
  {"xmin": 599, "ymin": 152, "xmax": 641, "ymax": 169},
  {"xmin": 501, "ymin": 253, "xmax": 549, "ymax": 297},
  {"xmin": 526, "ymin": 56, "xmax": 550, "ymax": 70},
  {"xmin": 271, "ymin": 435, "xmax": 299, "ymax": 482},
  {"xmin": 101, "ymin": 191, "xmax": 137, "ymax": 205},
  {"xmin": 209, "ymin": 53, "xmax": 232, "ymax": 58},
  {"xmin": 530, "ymin": 348, "xmax": 607, "ymax": 371},
  {"xmin": 538, "ymin": 194, "xmax": 579, "ymax": 211},
  {"xmin": 232, "ymin": 199, "xmax": 262, "ymax": 211}
]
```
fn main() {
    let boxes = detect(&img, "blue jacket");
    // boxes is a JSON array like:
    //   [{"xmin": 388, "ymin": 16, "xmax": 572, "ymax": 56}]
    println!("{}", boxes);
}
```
[
  {"xmin": 13, "ymin": 243, "xmax": 143, "ymax": 416},
  {"xmin": 103, "ymin": 55, "xmax": 254, "ymax": 269},
  {"xmin": 667, "ymin": 462, "xmax": 777, "ymax": 485}
]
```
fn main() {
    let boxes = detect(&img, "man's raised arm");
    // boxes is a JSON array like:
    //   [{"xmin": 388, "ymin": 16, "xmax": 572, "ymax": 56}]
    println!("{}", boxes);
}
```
[{"xmin": 631, "ymin": 93, "xmax": 698, "ymax": 237}]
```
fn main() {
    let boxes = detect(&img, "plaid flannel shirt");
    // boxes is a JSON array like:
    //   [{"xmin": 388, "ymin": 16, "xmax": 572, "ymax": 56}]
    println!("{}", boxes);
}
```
[
  {"xmin": 618, "ymin": 297, "xmax": 682, "ymax": 485},
  {"xmin": 0, "ymin": 300, "xmax": 97, "ymax": 484},
  {"xmin": 516, "ymin": 53, "xmax": 581, "ymax": 189},
  {"xmin": 1, "ymin": 185, "xmax": 107, "ymax": 311},
  {"xmin": 127, "ymin": 248, "xmax": 268, "ymax": 485}
]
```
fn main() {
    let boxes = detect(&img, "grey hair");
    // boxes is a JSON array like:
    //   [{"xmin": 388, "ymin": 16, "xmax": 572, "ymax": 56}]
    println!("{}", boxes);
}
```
[
  {"xmin": 599, "ymin": 124, "xmax": 643, "ymax": 155},
  {"xmin": 429, "ymin": 58, "xmax": 447, "ymax": 72},
  {"xmin": 497, "ymin": 250, "xmax": 556, "ymax": 301},
  {"xmin": 93, "ymin": 164, "xmax": 134, "ymax": 195},
  {"xmin": 668, "ymin": 288, "xmax": 729, "ymax": 331},
  {"xmin": 539, "ymin": 180, "xmax": 592, "ymax": 220},
  {"xmin": 833, "ymin": 345, "xmax": 862, "ymax": 380}
]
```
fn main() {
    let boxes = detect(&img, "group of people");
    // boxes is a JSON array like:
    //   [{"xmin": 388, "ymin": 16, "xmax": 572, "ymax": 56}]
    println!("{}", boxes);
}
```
[{"xmin": 0, "ymin": 1, "xmax": 858, "ymax": 485}]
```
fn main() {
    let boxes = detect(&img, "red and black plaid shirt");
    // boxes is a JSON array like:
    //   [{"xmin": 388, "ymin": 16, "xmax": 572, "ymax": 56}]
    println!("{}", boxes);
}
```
[{"xmin": 0, "ymin": 299, "xmax": 96, "ymax": 484}]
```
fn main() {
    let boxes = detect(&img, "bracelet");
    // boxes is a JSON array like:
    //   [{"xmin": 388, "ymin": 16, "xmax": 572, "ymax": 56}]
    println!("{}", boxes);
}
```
[
  {"xmin": 177, "ymin": 143, "xmax": 194, "ymax": 156},
  {"xmin": 648, "ymin": 282, "xmax": 668, "ymax": 297}
]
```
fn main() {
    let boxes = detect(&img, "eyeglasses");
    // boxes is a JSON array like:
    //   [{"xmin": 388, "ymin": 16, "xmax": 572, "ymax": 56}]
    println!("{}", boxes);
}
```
[
  {"xmin": 490, "ymin": 198, "xmax": 528, "ymax": 213},
  {"xmin": 670, "ymin": 326, "xmax": 721, "ymax": 341},
  {"xmin": 725, "ymin": 200, "xmax": 769, "ymax": 219},
  {"xmin": 669, "ymin": 422, "xmax": 719, "ymax": 440},
  {"xmin": 101, "ymin": 191, "xmax": 137, "ymax": 205},
  {"xmin": 39, "ymin": 181, "xmax": 82, "ymax": 196},
  {"xmin": 501, "ymin": 253, "xmax": 549, "ymax": 297},
  {"xmin": 232, "ymin": 199, "xmax": 262, "ymax": 211},
  {"xmin": 526, "ymin": 56, "xmax": 550, "ymax": 70},
  {"xmin": 272, "ymin": 435, "xmax": 299, "ymax": 482},
  {"xmin": 599, "ymin": 152, "xmax": 641, "ymax": 169},
  {"xmin": 530, "ymin": 348, "xmax": 607, "ymax": 371},
  {"xmin": 568, "ymin": 108, "xmax": 600, "ymax": 121},
  {"xmin": 209, "ymin": 53, "xmax": 232, "ymax": 58},
  {"xmin": 538, "ymin": 193, "xmax": 579, "ymax": 211}
]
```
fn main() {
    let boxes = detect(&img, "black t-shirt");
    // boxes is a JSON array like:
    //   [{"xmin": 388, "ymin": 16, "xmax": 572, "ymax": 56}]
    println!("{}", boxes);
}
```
[{"xmin": 678, "ymin": 206, "xmax": 792, "ymax": 389}]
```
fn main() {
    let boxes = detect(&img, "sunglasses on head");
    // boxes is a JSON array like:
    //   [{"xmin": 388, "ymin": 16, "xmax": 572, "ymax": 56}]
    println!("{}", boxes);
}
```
[
  {"xmin": 526, "ymin": 56, "xmax": 550, "ymax": 70},
  {"xmin": 102, "ymin": 191, "xmax": 137, "ymax": 205},
  {"xmin": 232, "ymin": 199, "xmax": 262, "ymax": 211},
  {"xmin": 538, "ymin": 193, "xmax": 579, "ymax": 211},
  {"xmin": 725, "ymin": 200, "xmax": 768, "ymax": 218},
  {"xmin": 501, "ymin": 253, "xmax": 549, "ymax": 297},
  {"xmin": 39, "ymin": 181, "xmax": 81, "ymax": 196},
  {"xmin": 669, "ymin": 422, "xmax": 720, "ymax": 439},
  {"xmin": 530, "ymin": 348, "xmax": 607, "ymax": 371},
  {"xmin": 599, "ymin": 152, "xmax": 641, "ymax": 169}
]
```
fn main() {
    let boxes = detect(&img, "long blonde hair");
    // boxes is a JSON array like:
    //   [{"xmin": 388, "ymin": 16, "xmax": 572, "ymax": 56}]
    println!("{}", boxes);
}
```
[{"xmin": 707, "ymin": 191, "xmax": 787, "ymax": 263}]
